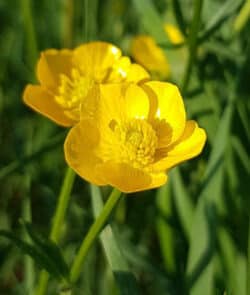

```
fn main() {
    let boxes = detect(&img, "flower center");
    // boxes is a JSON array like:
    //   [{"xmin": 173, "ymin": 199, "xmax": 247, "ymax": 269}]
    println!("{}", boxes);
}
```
[
  {"xmin": 110, "ymin": 119, "xmax": 158, "ymax": 168},
  {"xmin": 55, "ymin": 69, "xmax": 94, "ymax": 121}
]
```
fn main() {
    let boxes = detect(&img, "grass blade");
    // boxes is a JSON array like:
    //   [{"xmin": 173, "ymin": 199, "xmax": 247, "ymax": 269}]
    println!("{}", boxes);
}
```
[
  {"xmin": 90, "ymin": 185, "xmax": 139, "ymax": 295},
  {"xmin": 171, "ymin": 168, "xmax": 194, "ymax": 240},
  {"xmin": 132, "ymin": 0, "xmax": 169, "ymax": 44},
  {"xmin": 155, "ymin": 183, "xmax": 176, "ymax": 273},
  {"xmin": 186, "ymin": 101, "xmax": 234, "ymax": 294}
]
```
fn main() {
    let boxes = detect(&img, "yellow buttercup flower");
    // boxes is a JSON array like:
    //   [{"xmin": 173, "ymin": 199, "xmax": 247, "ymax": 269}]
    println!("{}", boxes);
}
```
[
  {"xmin": 64, "ymin": 82, "xmax": 206, "ymax": 193},
  {"xmin": 131, "ymin": 24, "xmax": 184, "ymax": 79},
  {"xmin": 23, "ymin": 41, "xmax": 150, "ymax": 126}
]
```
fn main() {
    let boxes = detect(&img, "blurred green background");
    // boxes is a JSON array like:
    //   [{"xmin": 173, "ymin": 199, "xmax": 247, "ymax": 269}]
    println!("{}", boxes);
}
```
[{"xmin": 0, "ymin": 0, "xmax": 249, "ymax": 294}]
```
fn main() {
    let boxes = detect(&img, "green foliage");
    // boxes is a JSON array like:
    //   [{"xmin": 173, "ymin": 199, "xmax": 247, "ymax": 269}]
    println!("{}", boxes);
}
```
[
  {"xmin": 0, "ymin": 0, "xmax": 249, "ymax": 294},
  {"xmin": 0, "ymin": 223, "xmax": 69, "ymax": 281}
]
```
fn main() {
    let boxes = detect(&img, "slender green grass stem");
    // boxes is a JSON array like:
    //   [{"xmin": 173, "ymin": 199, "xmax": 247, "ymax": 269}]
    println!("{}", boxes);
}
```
[
  {"xmin": 20, "ymin": 0, "xmax": 38, "ymax": 71},
  {"xmin": 35, "ymin": 167, "xmax": 76, "ymax": 295},
  {"xmin": 233, "ymin": 0, "xmax": 250, "ymax": 33},
  {"xmin": 172, "ymin": 0, "xmax": 187, "ymax": 36},
  {"xmin": 181, "ymin": 0, "xmax": 203, "ymax": 94},
  {"xmin": 61, "ymin": 0, "xmax": 74, "ymax": 47},
  {"xmin": 69, "ymin": 188, "xmax": 122, "ymax": 285},
  {"xmin": 22, "ymin": 174, "xmax": 35, "ymax": 294},
  {"xmin": 247, "ymin": 217, "xmax": 250, "ymax": 295}
]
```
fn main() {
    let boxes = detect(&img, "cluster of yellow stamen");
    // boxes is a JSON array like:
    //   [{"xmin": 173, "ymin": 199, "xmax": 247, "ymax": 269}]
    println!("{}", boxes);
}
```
[
  {"xmin": 110, "ymin": 119, "xmax": 158, "ymax": 168},
  {"xmin": 55, "ymin": 69, "xmax": 94, "ymax": 120}
]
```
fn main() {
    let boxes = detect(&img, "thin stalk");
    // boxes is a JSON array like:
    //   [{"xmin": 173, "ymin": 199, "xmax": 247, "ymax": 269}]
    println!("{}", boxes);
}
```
[
  {"xmin": 35, "ymin": 167, "xmax": 76, "ymax": 295},
  {"xmin": 233, "ymin": 0, "xmax": 250, "ymax": 33},
  {"xmin": 181, "ymin": 0, "xmax": 203, "ymax": 94},
  {"xmin": 20, "ymin": 0, "xmax": 38, "ymax": 71},
  {"xmin": 84, "ymin": 0, "xmax": 89, "ymax": 42},
  {"xmin": 50, "ymin": 168, "xmax": 76, "ymax": 242},
  {"xmin": 61, "ymin": 0, "xmax": 74, "ymax": 47},
  {"xmin": 22, "ymin": 174, "xmax": 35, "ymax": 294},
  {"xmin": 247, "ymin": 217, "xmax": 250, "ymax": 295},
  {"xmin": 22, "ymin": 125, "xmax": 34, "ymax": 295},
  {"xmin": 69, "ymin": 188, "xmax": 122, "ymax": 285},
  {"xmin": 172, "ymin": 0, "xmax": 187, "ymax": 37}
]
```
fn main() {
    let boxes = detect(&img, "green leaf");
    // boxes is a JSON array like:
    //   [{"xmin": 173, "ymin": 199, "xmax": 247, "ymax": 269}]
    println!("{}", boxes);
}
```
[
  {"xmin": 172, "ymin": 0, "xmax": 187, "ymax": 36},
  {"xmin": 186, "ymin": 102, "xmax": 234, "ymax": 295},
  {"xmin": 171, "ymin": 168, "xmax": 194, "ymax": 241},
  {"xmin": 132, "ymin": 0, "xmax": 169, "ymax": 44},
  {"xmin": 217, "ymin": 227, "xmax": 238, "ymax": 294},
  {"xmin": 0, "ymin": 130, "xmax": 66, "ymax": 180},
  {"xmin": 21, "ymin": 222, "xmax": 69, "ymax": 280},
  {"xmin": 231, "ymin": 136, "xmax": 250, "ymax": 173},
  {"xmin": 0, "ymin": 230, "xmax": 66, "ymax": 279},
  {"xmin": 90, "ymin": 185, "xmax": 139, "ymax": 295},
  {"xmin": 199, "ymin": 0, "xmax": 244, "ymax": 42}
]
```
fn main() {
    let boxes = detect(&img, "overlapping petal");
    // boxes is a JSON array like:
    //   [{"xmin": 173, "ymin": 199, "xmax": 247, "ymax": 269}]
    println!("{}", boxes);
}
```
[
  {"xmin": 143, "ymin": 81, "xmax": 186, "ymax": 144},
  {"xmin": 64, "ymin": 119, "xmax": 106, "ymax": 185},
  {"xmin": 124, "ymin": 84, "xmax": 150, "ymax": 119},
  {"xmin": 152, "ymin": 120, "xmax": 206, "ymax": 171},
  {"xmin": 73, "ymin": 42, "xmax": 122, "ymax": 82},
  {"xmin": 37, "ymin": 49, "xmax": 73, "ymax": 91},
  {"xmin": 23, "ymin": 85, "xmax": 75, "ymax": 126}
]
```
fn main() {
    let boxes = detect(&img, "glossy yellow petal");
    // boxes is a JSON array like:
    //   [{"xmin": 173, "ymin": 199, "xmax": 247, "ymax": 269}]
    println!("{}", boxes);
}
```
[
  {"xmin": 144, "ymin": 81, "xmax": 186, "ymax": 144},
  {"xmin": 164, "ymin": 24, "xmax": 184, "ymax": 45},
  {"xmin": 98, "ymin": 84, "xmax": 125, "ymax": 123},
  {"xmin": 64, "ymin": 120, "xmax": 107, "ymax": 185},
  {"xmin": 125, "ymin": 84, "xmax": 150, "ymax": 119},
  {"xmin": 23, "ymin": 85, "xmax": 75, "ymax": 126},
  {"xmin": 98, "ymin": 162, "xmax": 166, "ymax": 193},
  {"xmin": 149, "ymin": 172, "xmax": 168, "ymax": 189},
  {"xmin": 73, "ymin": 42, "xmax": 122, "ymax": 82},
  {"xmin": 107, "ymin": 56, "xmax": 131, "ymax": 82},
  {"xmin": 126, "ymin": 63, "xmax": 150, "ymax": 83},
  {"xmin": 131, "ymin": 35, "xmax": 170, "ymax": 79},
  {"xmin": 36, "ymin": 49, "xmax": 73, "ymax": 91},
  {"xmin": 152, "ymin": 120, "xmax": 206, "ymax": 171}
]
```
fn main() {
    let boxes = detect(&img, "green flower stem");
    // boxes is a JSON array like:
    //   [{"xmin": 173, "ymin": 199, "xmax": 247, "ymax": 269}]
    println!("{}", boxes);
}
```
[
  {"xmin": 69, "ymin": 188, "xmax": 122, "ymax": 285},
  {"xmin": 35, "ymin": 167, "xmax": 76, "ymax": 295},
  {"xmin": 181, "ymin": 0, "xmax": 203, "ymax": 94}
]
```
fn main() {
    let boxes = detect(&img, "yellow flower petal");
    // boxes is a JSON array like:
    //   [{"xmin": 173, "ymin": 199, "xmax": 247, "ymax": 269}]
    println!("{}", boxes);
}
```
[
  {"xmin": 125, "ymin": 84, "xmax": 150, "ymax": 119},
  {"xmin": 64, "ymin": 120, "xmax": 107, "ymax": 185},
  {"xmin": 37, "ymin": 49, "xmax": 73, "ymax": 91},
  {"xmin": 131, "ymin": 35, "xmax": 170, "ymax": 79},
  {"xmin": 143, "ymin": 81, "xmax": 186, "ymax": 144},
  {"xmin": 23, "ymin": 85, "xmax": 75, "ymax": 126},
  {"xmin": 107, "ymin": 56, "xmax": 131, "ymax": 82},
  {"xmin": 98, "ymin": 162, "xmax": 167, "ymax": 193},
  {"xmin": 126, "ymin": 63, "xmax": 150, "ymax": 83},
  {"xmin": 73, "ymin": 42, "xmax": 122, "ymax": 82},
  {"xmin": 152, "ymin": 120, "xmax": 206, "ymax": 171},
  {"xmin": 98, "ymin": 84, "xmax": 124, "ymax": 123}
]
